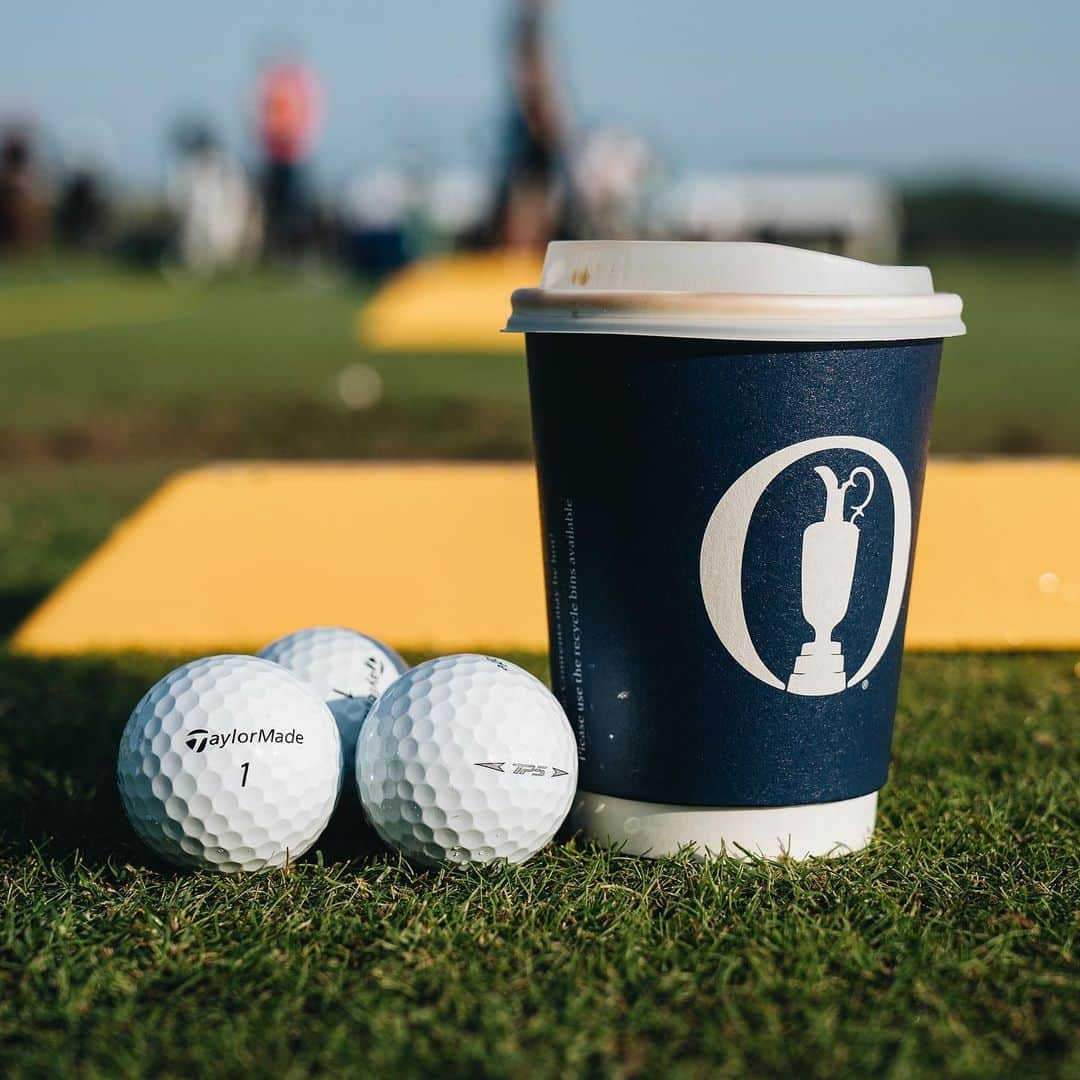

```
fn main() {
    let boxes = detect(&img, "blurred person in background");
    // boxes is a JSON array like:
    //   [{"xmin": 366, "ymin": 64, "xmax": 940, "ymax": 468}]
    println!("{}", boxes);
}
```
[
  {"xmin": 256, "ymin": 53, "xmax": 322, "ymax": 259},
  {"xmin": 168, "ymin": 118, "xmax": 262, "ymax": 275},
  {"xmin": 341, "ymin": 165, "xmax": 415, "ymax": 279},
  {"xmin": 572, "ymin": 128, "xmax": 653, "ymax": 240},
  {"xmin": 55, "ymin": 161, "xmax": 110, "ymax": 252},
  {"xmin": 54, "ymin": 117, "xmax": 115, "ymax": 251},
  {"xmin": 0, "ymin": 123, "xmax": 49, "ymax": 255},
  {"xmin": 488, "ymin": 0, "xmax": 573, "ymax": 250},
  {"xmin": 425, "ymin": 168, "xmax": 492, "ymax": 250}
]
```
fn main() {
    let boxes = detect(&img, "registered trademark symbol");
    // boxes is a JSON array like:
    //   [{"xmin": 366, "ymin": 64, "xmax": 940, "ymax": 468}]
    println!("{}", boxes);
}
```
[{"xmin": 861, "ymin": 680, "xmax": 869, "ymax": 690}]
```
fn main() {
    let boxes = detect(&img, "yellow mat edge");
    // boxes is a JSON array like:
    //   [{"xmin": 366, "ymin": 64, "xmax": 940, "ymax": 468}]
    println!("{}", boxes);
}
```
[
  {"xmin": 8, "ymin": 460, "xmax": 545, "ymax": 657},
  {"xmin": 9, "ymin": 465, "xmax": 216, "ymax": 655},
  {"xmin": 9, "ymin": 456, "xmax": 1080, "ymax": 657}
]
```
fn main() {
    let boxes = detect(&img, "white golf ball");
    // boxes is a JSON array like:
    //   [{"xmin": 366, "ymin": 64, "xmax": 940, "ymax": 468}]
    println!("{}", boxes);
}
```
[
  {"xmin": 258, "ymin": 626, "xmax": 407, "ymax": 763},
  {"xmin": 117, "ymin": 655, "xmax": 342, "ymax": 873},
  {"xmin": 356, "ymin": 654, "xmax": 578, "ymax": 867}
]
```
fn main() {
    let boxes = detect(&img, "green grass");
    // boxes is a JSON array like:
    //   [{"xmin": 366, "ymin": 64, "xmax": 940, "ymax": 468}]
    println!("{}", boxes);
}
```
[
  {"xmin": 0, "ymin": 472, "xmax": 1074, "ymax": 1077},
  {"xmin": 0, "ymin": 259, "xmax": 530, "ymax": 458},
  {"xmin": 0, "ymin": 255, "xmax": 1077, "ymax": 1074},
  {"xmin": 0, "ymin": 461, "xmax": 175, "ymax": 636},
  {"xmin": 0, "ymin": 651, "xmax": 1076, "ymax": 1077},
  {"xmin": 930, "ymin": 256, "xmax": 1080, "ymax": 453},
  {"xmin": 0, "ymin": 254, "xmax": 1078, "ymax": 459}
]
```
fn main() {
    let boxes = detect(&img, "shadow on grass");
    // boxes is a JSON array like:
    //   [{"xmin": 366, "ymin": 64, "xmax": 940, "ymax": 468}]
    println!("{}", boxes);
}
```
[
  {"xmin": 0, "ymin": 650, "xmax": 392, "ymax": 868},
  {"xmin": 0, "ymin": 395, "xmax": 535, "ymax": 465},
  {"xmin": 0, "ymin": 651, "xmax": 173, "ymax": 864},
  {"xmin": 0, "ymin": 586, "xmax": 50, "ymax": 638}
]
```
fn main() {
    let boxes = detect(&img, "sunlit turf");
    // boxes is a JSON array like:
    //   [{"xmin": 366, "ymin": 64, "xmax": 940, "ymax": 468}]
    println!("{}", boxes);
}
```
[
  {"xmin": 0, "ymin": 462, "xmax": 174, "ymax": 636},
  {"xmin": 0, "ymin": 255, "xmax": 1077, "ymax": 1073},
  {"xmin": 0, "ymin": 254, "xmax": 1078, "ymax": 457},
  {"xmin": 0, "ymin": 649, "xmax": 1076, "ymax": 1076},
  {"xmin": 929, "ymin": 255, "xmax": 1080, "ymax": 453},
  {"xmin": 0, "ymin": 259, "xmax": 529, "ymax": 444}
]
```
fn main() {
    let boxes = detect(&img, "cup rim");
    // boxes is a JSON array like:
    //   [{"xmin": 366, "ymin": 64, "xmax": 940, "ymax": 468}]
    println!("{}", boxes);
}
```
[{"xmin": 504, "ymin": 241, "xmax": 966, "ymax": 342}]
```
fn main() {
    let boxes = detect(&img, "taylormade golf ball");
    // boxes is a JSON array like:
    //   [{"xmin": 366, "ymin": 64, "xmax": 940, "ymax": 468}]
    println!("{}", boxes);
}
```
[
  {"xmin": 117, "ymin": 655, "xmax": 342, "ymax": 872},
  {"xmin": 356, "ymin": 654, "xmax": 578, "ymax": 866},
  {"xmin": 258, "ymin": 626, "xmax": 406, "ymax": 764}
]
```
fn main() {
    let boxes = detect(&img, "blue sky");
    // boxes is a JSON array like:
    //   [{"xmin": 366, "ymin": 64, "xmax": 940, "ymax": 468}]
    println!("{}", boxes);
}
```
[{"xmin": 5, "ymin": 0, "xmax": 1079, "ymax": 194}]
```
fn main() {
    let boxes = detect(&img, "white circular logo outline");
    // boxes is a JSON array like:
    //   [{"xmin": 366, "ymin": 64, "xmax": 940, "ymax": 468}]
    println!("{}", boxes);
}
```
[{"xmin": 699, "ymin": 436, "xmax": 912, "ymax": 692}]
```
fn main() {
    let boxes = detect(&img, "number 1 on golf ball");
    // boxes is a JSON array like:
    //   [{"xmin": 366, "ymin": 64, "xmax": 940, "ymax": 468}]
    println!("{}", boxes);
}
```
[{"xmin": 356, "ymin": 655, "xmax": 578, "ymax": 866}]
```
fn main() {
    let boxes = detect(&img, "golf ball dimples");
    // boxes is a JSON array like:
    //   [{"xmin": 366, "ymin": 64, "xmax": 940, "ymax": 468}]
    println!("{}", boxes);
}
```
[
  {"xmin": 258, "ymin": 626, "xmax": 406, "ymax": 762},
  {"xmin": 356, "ymin": 654, "xmax": 578, "ymax": 866},
  {"xmin": 117, "ymin": 655, "xmax": 342, "ymax": 872}
]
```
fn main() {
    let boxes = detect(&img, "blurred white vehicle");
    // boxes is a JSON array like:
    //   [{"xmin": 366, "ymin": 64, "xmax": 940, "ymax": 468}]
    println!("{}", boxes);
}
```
[{"xmin": 657, "ymin": 171, "xmax": 898, "ymax": 262}]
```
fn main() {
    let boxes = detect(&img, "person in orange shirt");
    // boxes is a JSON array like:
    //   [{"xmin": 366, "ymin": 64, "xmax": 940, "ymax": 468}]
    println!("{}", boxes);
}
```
[{"xmin": 256, "ymin": 57, "xmax": 323, "ymax": 258}]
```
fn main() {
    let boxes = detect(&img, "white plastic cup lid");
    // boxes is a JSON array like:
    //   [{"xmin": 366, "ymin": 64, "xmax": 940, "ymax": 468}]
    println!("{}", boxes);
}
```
[{"xmin": 505, "ymin": 241, "xmax": 965, "ymax": 343}]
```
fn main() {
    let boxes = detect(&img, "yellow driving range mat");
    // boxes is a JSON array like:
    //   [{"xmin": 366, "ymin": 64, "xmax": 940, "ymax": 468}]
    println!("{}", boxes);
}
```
[
  {"xmin": 357, "ymin": 252, "xmax": 542, "ymax": 353},
  {"xmin": 11, "ymin": 459, "xmax": 1080, "ymax": 655}
]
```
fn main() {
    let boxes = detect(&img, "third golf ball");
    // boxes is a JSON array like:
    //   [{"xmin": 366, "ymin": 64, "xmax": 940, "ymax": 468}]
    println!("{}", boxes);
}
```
[
  {"xmin": 356, "ymin": 654, "xmax": 578, "ymax": 866},
  {"xmin": 259, "ymin": 626, "xmax": 407, "ymax": 762}
]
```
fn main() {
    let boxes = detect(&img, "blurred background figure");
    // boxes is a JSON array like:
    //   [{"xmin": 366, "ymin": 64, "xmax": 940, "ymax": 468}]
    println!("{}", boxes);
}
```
[
  {"xmin": 0, "ymin": 123, "xmax": 49, "ymax": 255},
  {"xmin": 572, "ymin": 128, "xmax": 653, "ymax": 240},
  {"xmin": 54, "ymin": 116, "xmax": 115, "ymax": 252},
  {"xmin": 425, "ymin": 168, "xmax": 491, "ymax": 251},
  {"xmin": 256, "ymin": 53, "xmax": 323, "ymax": 259},
  {"xmin": 168, "ymin": 118, "xmax": 262, "ymax": 275},
  {"xmin": 488, "ymin": 0, "xmax": 572, "ymax": 251},
  {"xmin": 341, "ymin": 165, "xmax": 415, "ymax": 279}
]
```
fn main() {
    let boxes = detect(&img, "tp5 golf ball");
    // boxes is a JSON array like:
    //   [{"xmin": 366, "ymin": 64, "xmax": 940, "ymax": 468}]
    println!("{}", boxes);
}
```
[
  {"xmin": 356, "ymin": 654, "xmax": 578, "ymax": 866},
  {"xmin": 117, "ymin": 655, "xmax": 342, "ymax": 872},
  {"xmin": 258, "ymin": 626, "xmax": 406, "ymax": 764}
]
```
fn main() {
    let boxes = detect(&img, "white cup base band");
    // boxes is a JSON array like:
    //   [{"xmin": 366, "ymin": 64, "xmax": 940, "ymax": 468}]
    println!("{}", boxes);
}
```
[{"xmin": 569, "ymin": 789, "xmax": 879, "ymax": 861}]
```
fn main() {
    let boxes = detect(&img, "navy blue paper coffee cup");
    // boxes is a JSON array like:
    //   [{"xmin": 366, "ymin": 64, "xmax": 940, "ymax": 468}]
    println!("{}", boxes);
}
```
[{"xmin": 506, "ymin": 241, "xmax": 965, "ymax": 859}]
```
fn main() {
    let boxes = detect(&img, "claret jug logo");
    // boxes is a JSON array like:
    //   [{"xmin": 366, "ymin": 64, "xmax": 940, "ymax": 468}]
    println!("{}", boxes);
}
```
[{"xmin": 699, "ymin": 436, "xmax": 913, "ymax": 697}]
